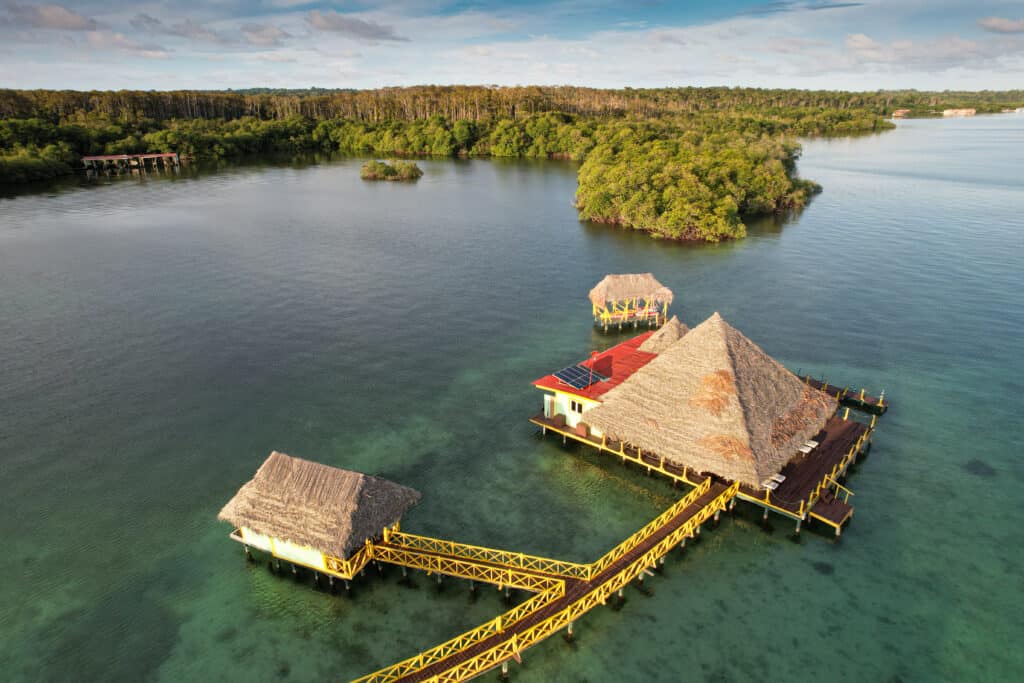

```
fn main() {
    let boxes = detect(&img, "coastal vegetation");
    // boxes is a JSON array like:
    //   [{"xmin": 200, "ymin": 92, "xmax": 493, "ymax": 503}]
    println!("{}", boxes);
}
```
[
  {"xmin": 2, "ymin": 86, "xmax": 1021, "ymax": 240},
  {"xmin": 360, "ymin": 160, "xmax": 423, "ymax": 181}
]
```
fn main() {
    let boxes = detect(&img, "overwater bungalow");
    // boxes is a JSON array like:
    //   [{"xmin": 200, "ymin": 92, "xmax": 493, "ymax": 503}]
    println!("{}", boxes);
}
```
[
  {"xmin": 589, "ymin": 273, "xmax": 673, "ymax": 330},
  {"xmin": 532, "ymin": 312, "xmax": 874, "ymax": 535},
  {"xmin": 218, "ymin": 451, "xmax": 420, "ymax": 583}
]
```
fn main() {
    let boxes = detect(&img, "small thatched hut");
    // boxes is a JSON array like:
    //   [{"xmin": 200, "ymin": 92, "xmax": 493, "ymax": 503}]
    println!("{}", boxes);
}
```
[
  {"xmin": 219, "ymin": 452, "xmax": 420, "ymax": 574},
  {"xmin": 584, "ymin": 313, "xmax": 837, "ymax": 489},
  {"xmin": 589, "ymin": 273, "xmax": 674, "ymax": 329}
]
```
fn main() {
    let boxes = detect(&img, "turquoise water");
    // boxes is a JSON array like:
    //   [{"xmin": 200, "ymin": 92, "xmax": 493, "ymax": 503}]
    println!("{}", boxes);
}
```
[{"xmin": 1, "ymin": 116, "xmax": 1021, "ymax": 682}]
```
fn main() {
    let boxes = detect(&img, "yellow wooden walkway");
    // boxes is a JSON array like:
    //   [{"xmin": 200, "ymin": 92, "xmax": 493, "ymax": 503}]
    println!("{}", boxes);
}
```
[{"xmin": 352, "ymin": 478, "xmax": 738, "ymax": 682}]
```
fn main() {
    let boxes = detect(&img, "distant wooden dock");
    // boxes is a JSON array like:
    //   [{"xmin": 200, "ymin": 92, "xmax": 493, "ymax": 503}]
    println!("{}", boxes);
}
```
[{"xmin": 82, "ymin": 153, "xmax": 181, "ymax": 175}]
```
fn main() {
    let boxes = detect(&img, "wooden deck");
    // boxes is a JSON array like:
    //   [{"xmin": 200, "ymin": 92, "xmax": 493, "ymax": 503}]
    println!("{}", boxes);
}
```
[
  {"xmin": 801, "ymin": 376, "xmax": 887, "ymax": 414},
  {"xmin": 393, "ymin": 482, "xmax": 731, "ymax": 682},
  {"xmin": 738, "ymin": 417, "xmax": 868, "ymax": 516},
  {"xmin": 531, "ymin": 412, "xmax": 870, "ymax": 532}
]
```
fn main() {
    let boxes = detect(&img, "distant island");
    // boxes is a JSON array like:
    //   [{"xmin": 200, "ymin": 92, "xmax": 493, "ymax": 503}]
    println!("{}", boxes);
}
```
[
  {"xmin": 360, "ymin": 160, "xmax": 423, "ymax": 181},
  {"xmin": 2, "ymin": 86, "xmax": 1022, "ymax": 241}
]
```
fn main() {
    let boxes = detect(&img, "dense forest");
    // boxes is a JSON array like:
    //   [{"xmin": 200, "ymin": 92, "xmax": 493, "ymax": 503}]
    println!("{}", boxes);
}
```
[{"xmin": 2, "ymin": 85, "xmax": 1021, "ymax": 241}]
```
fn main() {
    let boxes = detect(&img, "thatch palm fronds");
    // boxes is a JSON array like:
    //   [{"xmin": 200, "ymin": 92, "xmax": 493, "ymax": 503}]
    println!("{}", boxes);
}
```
[
  {"xmin": 638, "ymin": 316, "xmax": 689, "ymax": 354},
  {"xmin": 586, "ymin": 313, "xmax": 836, "ymax": 488},
  {"xmin": 588, "ymin": 273, "xmax": 674, "ymax": 307},
  {"xmin": 218, "ymin": 452, "xmax": 421, "ymax": 559}
]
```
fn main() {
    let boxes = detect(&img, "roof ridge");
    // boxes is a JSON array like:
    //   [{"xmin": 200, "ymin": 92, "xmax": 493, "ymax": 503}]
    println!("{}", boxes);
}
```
[{"xmin": 716, "ymin": 316, "xmax": 756, "ymax": 453}]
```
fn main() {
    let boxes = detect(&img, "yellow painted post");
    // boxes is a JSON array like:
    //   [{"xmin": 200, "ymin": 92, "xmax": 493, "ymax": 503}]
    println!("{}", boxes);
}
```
[
  {"xmin": 843, "ymin": 407, "xmax": 850, "ymax": 420},
  {"xmin": 860, "ymin": 388, "xmax": 865, "ymax": 401}
]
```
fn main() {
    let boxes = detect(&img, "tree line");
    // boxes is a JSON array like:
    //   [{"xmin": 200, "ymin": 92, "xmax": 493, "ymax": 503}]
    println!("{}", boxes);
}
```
[{"xmin": 3, "ymin": 86, "xmax": 1021, "ymax": 124}]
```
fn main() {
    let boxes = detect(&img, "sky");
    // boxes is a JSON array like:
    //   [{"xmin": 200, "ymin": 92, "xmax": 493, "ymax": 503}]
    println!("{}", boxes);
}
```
[{"xmin": 0, "ymin": 0, "xmax": 1022, "ymax": 91}]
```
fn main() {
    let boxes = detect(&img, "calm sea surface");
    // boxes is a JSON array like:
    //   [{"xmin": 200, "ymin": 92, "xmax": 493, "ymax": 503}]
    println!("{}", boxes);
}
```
[{"xmin": 1, "ymin": 116, "xmax": 1021, "ymax": 682}]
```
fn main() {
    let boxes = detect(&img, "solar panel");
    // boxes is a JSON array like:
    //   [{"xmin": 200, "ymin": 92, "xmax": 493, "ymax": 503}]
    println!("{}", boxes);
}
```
[{"xmin": 553, "ymin": 364, "xmax": 609, "ymax": 390}]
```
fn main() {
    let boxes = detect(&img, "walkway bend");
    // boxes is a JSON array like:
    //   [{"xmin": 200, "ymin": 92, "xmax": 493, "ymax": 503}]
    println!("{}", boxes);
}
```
[{"xmin": 354, "ymin": 479, "xmax": 737, "ymax": 683}]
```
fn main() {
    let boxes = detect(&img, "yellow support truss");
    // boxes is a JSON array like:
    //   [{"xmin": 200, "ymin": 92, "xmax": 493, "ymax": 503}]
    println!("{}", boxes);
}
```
[
  {"xmin": 592, "ymin": 297, "xmax": 667, "ymax": 327},
  {"xmin": 370, "ymin": 544, "xmax": 561, "ymax": 593},
  {"xmin": 382, "ymin": 530, "xmax": 591, "ymax": 581}
]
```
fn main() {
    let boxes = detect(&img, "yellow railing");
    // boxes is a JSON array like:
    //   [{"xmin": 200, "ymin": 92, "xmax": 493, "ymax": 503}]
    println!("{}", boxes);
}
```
[
  {"xmin": 586, "ymin": 477, "xmax": 710, "ymax": 580},
  {"xmin": 803, "ymin": 430, "xmax": 869, "ymax": 515},
  {"xmin": 370, "ymin": 545, "xmax": 559, "ymax": 593},
  {"xmin": 382, "ymin": 530, "xmax": 591, "ymax": 580},
  {"xmin": 353, "ymin": 480, "xmax": 736, "ymax": 683},
  {"xmin": 415, "ymin": 482, "xmax": 738, "ymax": 683},
  {"xmin": 352, "ymin": 580, "xmax": 565, "ymax": 683}
]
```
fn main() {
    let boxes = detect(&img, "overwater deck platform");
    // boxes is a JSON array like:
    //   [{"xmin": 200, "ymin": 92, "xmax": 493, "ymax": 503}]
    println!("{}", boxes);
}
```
[
  {"xmin": 801, "ymin": 375, "xmax": 887, "ymax": 414},
  {"xmin": 530, "ymin": 412, "xmax": 871, "ymax": 536}
]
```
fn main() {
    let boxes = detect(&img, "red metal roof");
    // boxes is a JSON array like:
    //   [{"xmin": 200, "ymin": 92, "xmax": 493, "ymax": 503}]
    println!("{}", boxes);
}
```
[{"xmin": 532, "ymin": 331, "xmax": 657, "ymax": 401}]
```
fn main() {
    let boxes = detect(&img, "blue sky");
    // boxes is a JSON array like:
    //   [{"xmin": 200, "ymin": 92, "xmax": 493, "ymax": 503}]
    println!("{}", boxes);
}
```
[{"xmin": 1, "ymin": 1, "xmax": 1022, "ymax": 90}]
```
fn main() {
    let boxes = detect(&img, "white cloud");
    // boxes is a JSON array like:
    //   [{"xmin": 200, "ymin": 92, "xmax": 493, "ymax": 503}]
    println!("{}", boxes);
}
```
[
  {"xmin": 241, "ymin": 22, "xmax": 291, "ymax": 47},
  {"xmin": 307, "ymin": 10, "xmax": 407, "ymax": 41},
  {"xmin": 978, "ymin": 16, "xmax": 1024, "ymax": 34},
  {"xmin": 3, "ymin": 0, "xmax": 1024, "ymax": 90},
  {"xmin": 129, "ymin": 13, "xmax": 226, "ymax": 44},
  {"xmin": 86, "ymin": 30, "xmax": 168, "ymax": 58},
  {"xmin": 844, "ymin": 32, "xmax": 995, "ymax": 69},
  {"xmin": 2, "ymin": 3, "xmax": 97, "ymax": 31}
]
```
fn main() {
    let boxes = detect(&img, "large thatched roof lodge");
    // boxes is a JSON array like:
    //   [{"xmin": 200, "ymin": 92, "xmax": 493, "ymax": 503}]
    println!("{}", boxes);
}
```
[
  {"xmin": 589, "ymin": 273, "xmax": 674, "ymax": 331},
  {"xmin": 219, "ymin": 451, "xmax": 420, "ymax": 581},
  {"xmin": 532, "ymin": 312, "xmax": 877, "ymax": 536}
]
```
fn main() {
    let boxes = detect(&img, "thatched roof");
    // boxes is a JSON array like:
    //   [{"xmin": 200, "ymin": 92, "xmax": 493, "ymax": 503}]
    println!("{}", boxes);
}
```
[
  {"xmin": 585, "ymin": 313, "xmax": 837, "ymax": 488},
  {"xmin": 588, "ymin": 273, "xmax": 674, "ymax": 306},
  {"xmin": 638, "ymin": 316, "xmax": 689, "ymax": 354},
  {"xmin": 218, "ymin": 452, "xmax": 421, "ymax": 559}
]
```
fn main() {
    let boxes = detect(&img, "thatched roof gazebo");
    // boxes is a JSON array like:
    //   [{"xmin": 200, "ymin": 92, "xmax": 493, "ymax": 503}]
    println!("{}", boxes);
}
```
[
  {"xmin": 218, "ymin": 451, "xmax": 421, "ymax": 560},
  {"xmin": 588, "ymin": 273, "xmax": 674, "ymax": 330},
  {"xmin": 584, "ymin": 313, "xmax": 837, "ymax": 489}
]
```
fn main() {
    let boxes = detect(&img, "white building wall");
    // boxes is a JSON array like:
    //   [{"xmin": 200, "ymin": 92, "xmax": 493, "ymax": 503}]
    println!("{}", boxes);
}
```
[
  {"xmin": 240, "ymin": 527, "xmax": 273, "ymax": 552},
  {"xmin": 270, "ymin": 538, "xmax": 327, "ymax": 571},
  {"xmin": 544, "ymin": 391, "xmax": 601, "ymax": 430}
]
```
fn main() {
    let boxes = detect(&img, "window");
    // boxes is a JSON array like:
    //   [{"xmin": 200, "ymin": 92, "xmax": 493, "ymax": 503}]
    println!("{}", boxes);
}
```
[{"xmin": 570, "ymin": 400, "xmax": 584, "ymax": 414}]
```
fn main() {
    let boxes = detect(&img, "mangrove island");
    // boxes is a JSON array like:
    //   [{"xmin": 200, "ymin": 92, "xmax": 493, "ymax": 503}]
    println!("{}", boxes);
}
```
[{"xmin": 360, "ymin": 159, "xmax": 423, "ymax": 181}]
